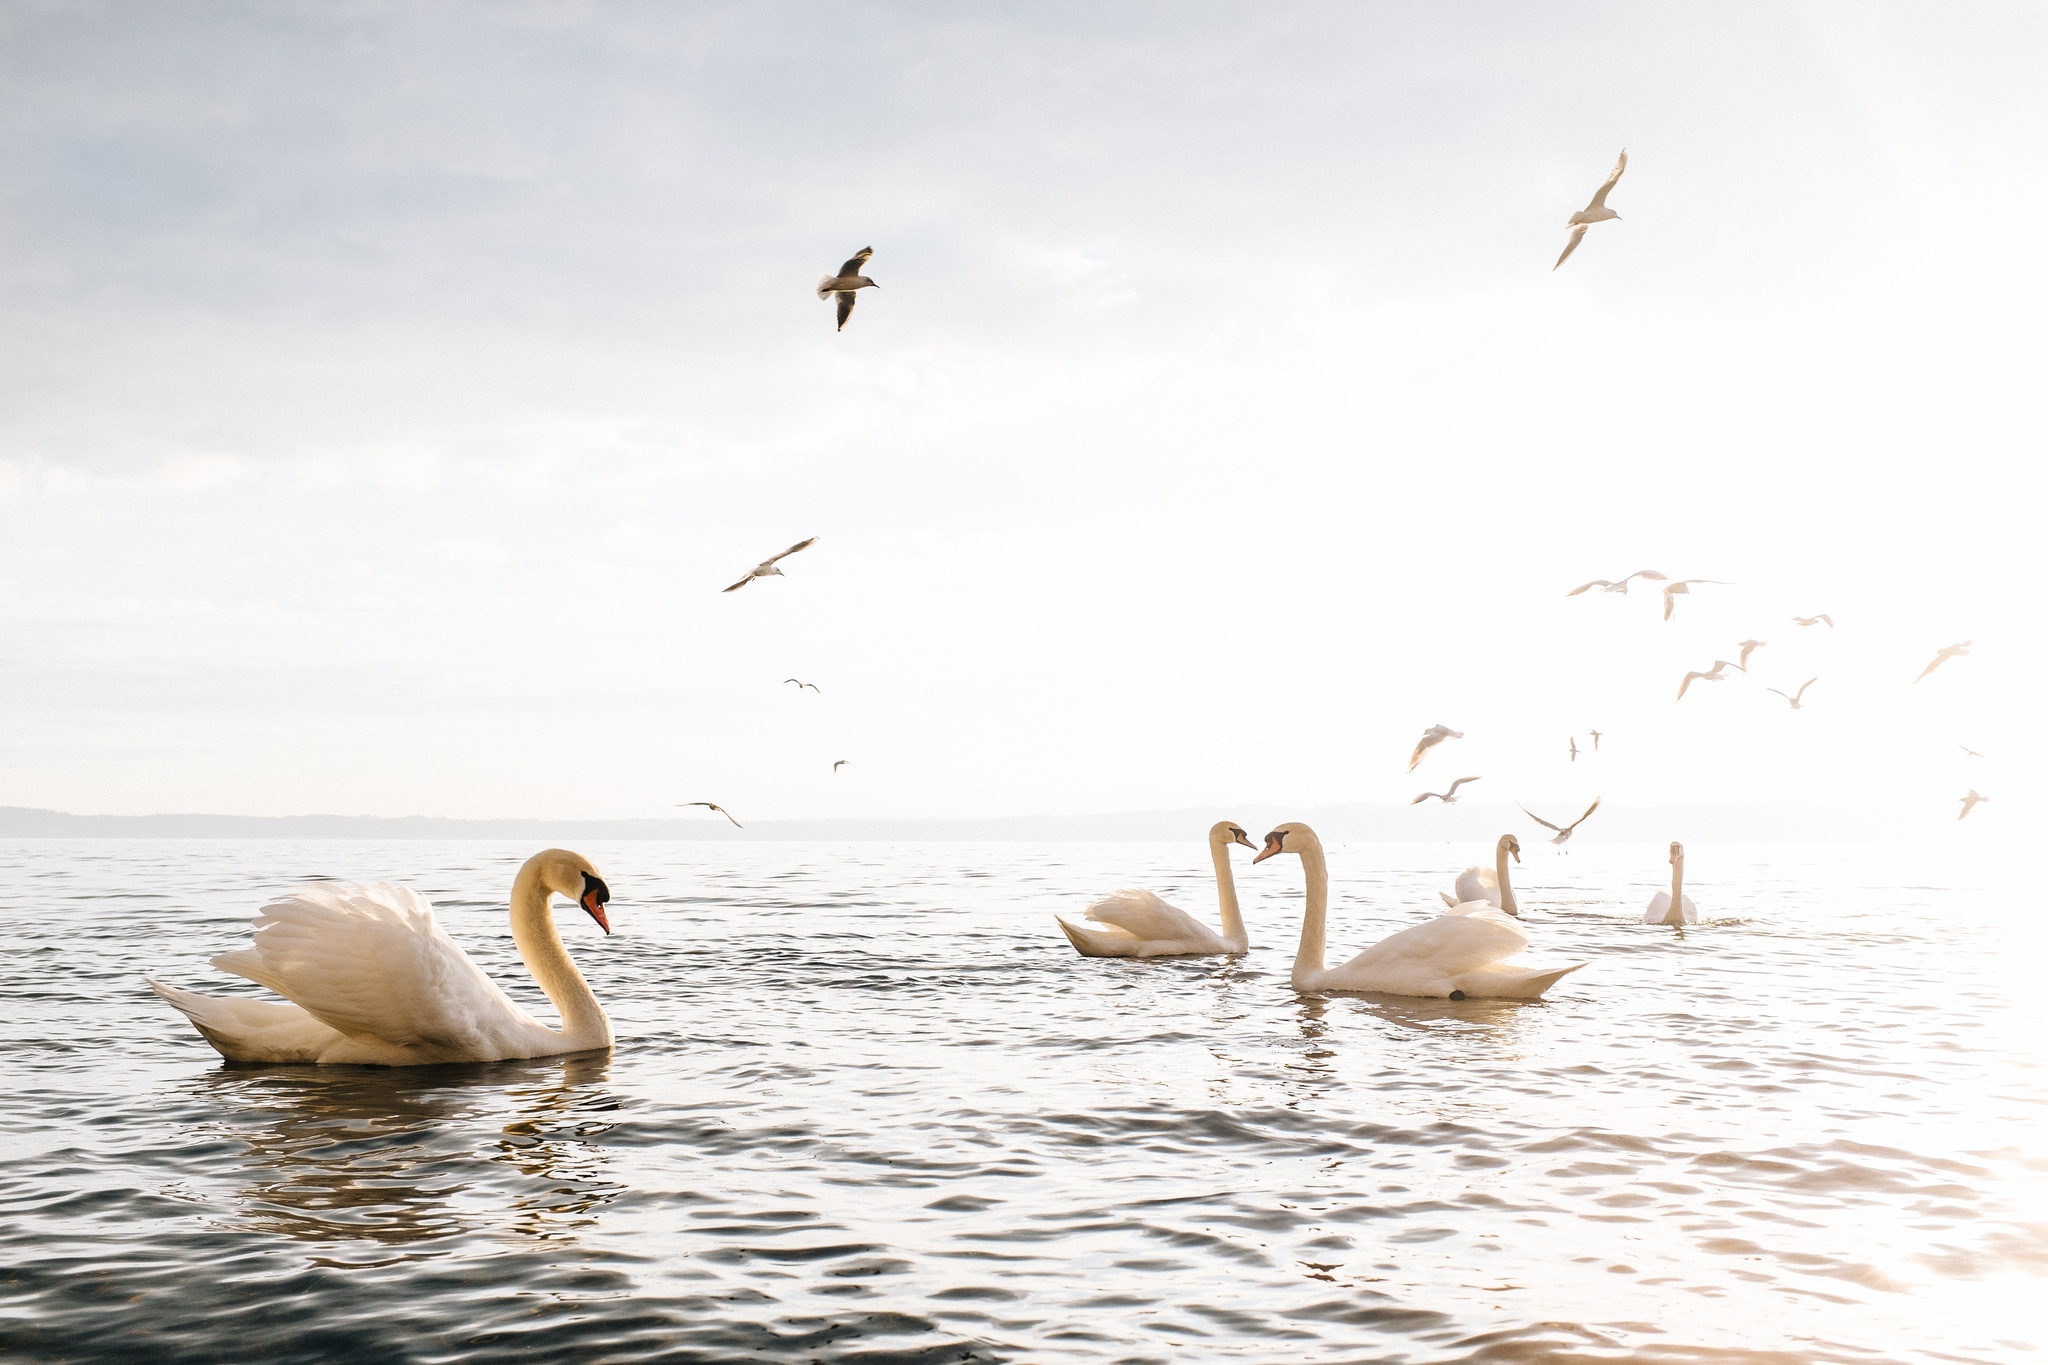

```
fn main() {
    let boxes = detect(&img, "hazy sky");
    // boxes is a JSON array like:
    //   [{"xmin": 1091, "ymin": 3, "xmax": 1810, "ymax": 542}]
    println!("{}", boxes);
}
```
[{"xmin": 0, "ymin": 2, "xmax": 2038, "ymax": 824}]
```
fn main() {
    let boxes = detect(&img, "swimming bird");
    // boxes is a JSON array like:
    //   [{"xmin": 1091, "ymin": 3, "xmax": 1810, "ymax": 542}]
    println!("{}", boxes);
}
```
[
  {"xmin": 1569, "ymin": 737, "xmax": 1580, "ymax": 763},
  {"xmin": 818, "ymin": 247, "xmax": 877, "ymax": 331},
  {"xmin": 148, "ymin": 849, "xmax": 615, "ymax": 1066},
  {"xmin": 832, "ymin": 760, "xmax": 849, "ymax": 772},
  {"xmin": 1566, "ymin": 569, "xmax": 1666, "ymax": 596},
  {"xmin": 1588, "ymin": 729, "xmax": 1603, "ymax": 751},
  {"xmin": 1736, "ymin": 639, "xmax": 1765, "ymax": 670},
  {"xmin": 1794, "ymin": 614, "xmax": 1834, "ymax": 628},
  {"xmin": 784, "ymin": 678, "xmax": 821, "ymax": 693},
  {"xmin": 1411, "ymin": 776, "xmax": 1482, "ymax": 805},
  {"xmin": 1519, "ymin": 797, "xmax": 1602, "ymax": 846},
  {"xmin": 1914, "ymin": 641, "xmax": 1972, "ymax": 684},
  {"xmin": 678, "ymin": 802, "xmax": 743, "ymax": 828},
  {"xmin": 1662, "ymin": 579, "xmax": 1729, "ymax": 621},
  {"xmin": 1439, "ymin": 833, "xmax": 1520, "ymax": 912},
  {"xmin": 1407, "ymin": 725, "xmax": 1464, "ymax": 772},
  {"xmin": 1767, "ymin": 677, "xmax": 1818, "ymax": 709},
  {"xmin": 1958, "ymin": 790, "xmax": 1989, "ymax": 820},
  {"xmin": 1553, "ymin": 150, "xmax": 1627, "ymax": 270},
  {"xmin": 1056, "ymin": 822, "xmax": 1257, "ymax": 958},
  {"xmin": 724, "ymin": 537, "xmax": 818, "ymax": 592},
  {"xmin": 1258, "ymin": 825, "xmax": 1580, "ymax": 998},
  {"xmin": 1676, "ymin": 660, "xmax": 1739, "ymax": 700},
  {"xmin": 1641, "ymin": 841, "xmax": 1698, "ymax": 926},
  {"xmin": 1961, "ymin": 746, "xmax": 1985, "ymax": 759}
]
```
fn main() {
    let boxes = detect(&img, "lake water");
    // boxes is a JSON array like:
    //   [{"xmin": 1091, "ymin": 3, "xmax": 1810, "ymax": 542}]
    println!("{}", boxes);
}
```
[{"xmin": 1, "ymin": 838, "xmax": 2040, "ymax": 1363}]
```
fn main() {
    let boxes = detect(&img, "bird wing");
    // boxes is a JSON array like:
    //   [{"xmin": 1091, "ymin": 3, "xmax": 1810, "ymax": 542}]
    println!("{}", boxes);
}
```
[
  {"xmin": 1083, "ymin": 889, "xmax": 1210, "ymax": 942},
  {"xmin": 1564, "ymin": 797, "xmax": 1603, "ymax": 832},
  {"xmin": 1766, "ymin": 687, "xmax": 1791, "ymax": 702},
  {"xmin": 209, "ymin": 883, "xmax": 539, "ymax": 1051},
  {"xmin": 1445, "ymin": 776, "xmax": 1481, "ymax": 796},
  {"xmin": 1629, "ymin": 569, "xmax": 1667, "ymax": 582},
  {"xmin": 1913, "ymin": 656, "xmax": 1941, "ymax": 683},
  {"xmin": 763, "ymin": 537, "xmax": 818, "ymax": 567},
  {"xmin": 1567, "ymin": 580, "xmax": 1611, "ymax": 596},
  {"xmin": 1451, "ymin": 866, "xmax": 1500, "ymax": 906},
  {"xmin": 1406, "ymin": 735, "xmax": 1435, "ymax": 771},
  {"xmin": 1662, "ymin": 590, "xmax": 1678, "ymax": 621},
  {"xmin": 1585, "ymin": 149, "xmax": 1627, "ymax": 211},
  {"xmin": 723, "ymin": 574, "xmax": 755, "ymax": 592},
  {"xmin": 1818, "ymin": 615, "xmax": 1833, "ymax": 626},
  {"xmin": 836, "ymin": 291, "xmax": 855, "ymax": 330},
  {"xmin": 1553, "ymin": 224, "xmax": 1588, "ymax": 270},
  {"xmin": 1411, "ymin": 792, "xmax": 1436, "ymax": 804},
  {"xmin": 1677, "ymin": 672, "xmax": 1700, "ymax": 700},
  {"xmin": 785, "ymin": 678, "xmax": 802, "ymax": 686},
  {"xmin": 833, "ymin": 760, "xmax": 847, "ymax": 770},
  {"xmin": 1795, "ymin": 677, "xmax": 1817, "ymax": 701},
  {"xmin": 837, "ymin": 247, "xmax": 873, "ymax": 277},
  {"xmin": 1518, "ymin": 804, "xmax": 1564, "ymax": 833}
]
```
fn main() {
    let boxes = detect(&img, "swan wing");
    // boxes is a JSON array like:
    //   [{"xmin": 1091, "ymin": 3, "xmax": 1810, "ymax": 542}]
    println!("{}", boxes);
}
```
[
  {"xmin": 1082, "ymin": 888, "xmax": 1210, "ymax": 942},
  {"xmin": 1347, "ymin": 911, "xmax": 1528, "ymax": 978},
  {"xmin": 211, "ymin": 882, "xmax": 543, "ymax": 1052},
  {"xmin": 1451, "ymin": 866, "xmax": 1499, "ymax": 906}
]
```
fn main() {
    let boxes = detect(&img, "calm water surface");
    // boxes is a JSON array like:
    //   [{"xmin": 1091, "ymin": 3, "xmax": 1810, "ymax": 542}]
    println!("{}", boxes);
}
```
[{"xmin": 1, "ymin": 838, "xmax": 2041, "ymax": 1363}]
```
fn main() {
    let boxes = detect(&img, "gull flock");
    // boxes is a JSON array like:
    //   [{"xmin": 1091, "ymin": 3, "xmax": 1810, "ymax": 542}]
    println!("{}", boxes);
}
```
[{"xmin": 147, "ymin": 159, "xmax": 1996, "ymax": 1066}]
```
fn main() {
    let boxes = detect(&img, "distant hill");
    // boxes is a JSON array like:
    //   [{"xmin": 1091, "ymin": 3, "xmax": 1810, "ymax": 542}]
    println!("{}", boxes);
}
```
[{"xmin": 0, "ymin": 802, "xmax": 1928, "ymax": 841}]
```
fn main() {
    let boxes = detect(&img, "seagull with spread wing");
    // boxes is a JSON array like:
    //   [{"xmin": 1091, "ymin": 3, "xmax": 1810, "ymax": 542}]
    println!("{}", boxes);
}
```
[
  {"xmin": 1914, "ymin": 641, "xmax": 1972, "ymax": 684},
  {"xmin": 1767, "ymin": 677, "xmax": 1818, "ymax": 710},
  {"xmin": 818, "ymin": 247, "xmax": 878, "ymax": 331},
  {"xmin": 1736, "ymin": 639, "xmax": 1765, "ymax": 670},
  {"xmin": 784, "ymin": 678, "xmax": 821, "ymax": 693},
  {"xmin": 1588, "ymin": 729, "xmax": 1603, "ymax": 751},
  {"xmin": 1520, "ymin": 797, "xmax": 1603, "ymax": 846},
  {"xmin": 1554, "ymin": 150, "xmax": 1627, "ymax": 270},
  {"xmin": 1566, "ymin": 568, "xmax": 1666, "ymax": 596},
  {"xmin": 1407, "ymin": 725, "xmax": 1465, "ymax": 772},
  {"xmin": 1411, "ymin": 776, "xmax": 1482, "ymax": 805},
  {"xmin": 724, "ymin": 537, "xmax": 818, "ymax": 592},
  {"xmin": 1676, "ymin": 659, "xmax": 1740, "ymax": 701},
  {"xmin": 1662, "ymin": 579, "xmax": 1729, "ymax": 621},
  {"xmin": 678, "ymin": 802, "xmax": 743, "ymax": 828},
  {"xmin": 1793, "ymin": 614, "xmax": 1834, "ymax": 628},
  {"xmin": 1958, "ymin": 790, "xmax": 1990, "ymax": 821},
  {"xmin": 1960, "ymin": 745, "xmax": 1985, "ymax": 759},
  {"xmin": 1569, "ymin": 736, "xmax": 1580, "ymax": 763}
]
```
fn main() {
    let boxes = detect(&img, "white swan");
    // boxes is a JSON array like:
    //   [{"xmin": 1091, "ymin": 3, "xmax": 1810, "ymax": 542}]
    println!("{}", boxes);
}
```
[
  {"xmin": 1438, "ymin": 833, "xmax": 1517, "ymax": 912},
  {"xmin": 1057, "ymin": 821, "xmax": 1255, "ymax": 957},
  {"xmin": 1641, "ymin": 840, "xmax": 1699, "ymax": 925},
  {"xmin": 149, "ymin": 849, "xmax": 615, "ymax": 1066},
  {"xmin": 1254, "ymin": 824, "xmax": 1582, "ymax": 999}
]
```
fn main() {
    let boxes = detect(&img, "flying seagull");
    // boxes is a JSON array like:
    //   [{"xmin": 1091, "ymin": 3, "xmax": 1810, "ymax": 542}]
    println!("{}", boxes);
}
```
[
  {"xmin": 1958, "ymin": 790, "xmax": 1989, "ymax": 821},
  {"xmin": 1662, "ymin": 579, "xmax": 1729, "ymax": 621},
  {"xmin": 818, "ymin": 247, "xmax": 878, "ymax": 331},
  {"xmin": 1569, "ymin": 737, "xmax": 1580, "ymax": 763},
  {"xmin": 724, "ymin": 537, "xmax": 818, "ymax": 592},
  {"xmin": 784, "ymin": 678, "xmax": 821, "ymax": 693},
  {"xmin": 1566, "ymin": 568, "xmax": 1667, "ymax": 596},
  {"xmin": 1736, "ymin": 639, "xmax": 1766, "ymax": 670},
  {"xmin": 1793, "ymin": 614, "xmax": 1834, "ymax": 628},
  {"xmin": 1767, "ymin": 677, "xmax": 1818, "ymax": 710},
  {"xmin": 1676, "ymin": 659, "xmax": 1740, "ymax": 701},
  {"xmin": 1407, "ymin": 725, "xmax": 1465, "ymax": 772},
  {"xmin": 1520, "ymin": 797, "xmax": 1603, "ymax": 846},
  {"xmin": 1960, "ymin": 745, "xmax": 1985, "ymax": 759},
  {"xmin": 1914, "ymin": 641, "xmax": 1971, "ymax": 685},
  {"xmin": 678, "ymin": 802, "xmax": 743, "ymax": 828},
  {"xmin": 833, "ymin": 760, "xmax": 849, "ymax": 772},
  {"xmin": 1411, "ymin": 776, "xmax": 1482, "ymax": 805},
  {"xmin": 1554, "ymin": 149, "xmax": 1627, "ymax": 270},
  {"xmin": 1588, "ymin": 729, "xmax": 1603, "ymax": 751}
]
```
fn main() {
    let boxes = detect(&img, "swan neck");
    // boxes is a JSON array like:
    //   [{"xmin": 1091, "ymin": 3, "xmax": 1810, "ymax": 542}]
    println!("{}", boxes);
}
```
[
  {"xmin": 1293, "ymin": 842, "xmax": 1329, "ymax": 989},
  {"xmin": 510, "ymin": 863, "xmax": 612, "ymax": 1050},
  {"xmin": 1496, "ymin": 842, "xmax": 1518, "ymax": 917},
  {"xmin": 1210, "ymin": 836, "xmax": 1246, "ymax": 945},
  {"xmin": 1671, "ymin": 854, "xmax": 1684, "ymax": 908}
]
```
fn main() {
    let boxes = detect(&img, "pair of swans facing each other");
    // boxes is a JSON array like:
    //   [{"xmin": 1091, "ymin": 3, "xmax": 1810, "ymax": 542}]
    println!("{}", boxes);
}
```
[
  {"xmin": 1060, "ymin": 822, "xmax": 1583, "ymax": 1001},
  {"xmin": 1443, "ymin": 839, "xmax": 1701, "ymax": 927},
  {"xmin": 151, "ymin": 849, "xmax": 615, "ymax": 1067}
]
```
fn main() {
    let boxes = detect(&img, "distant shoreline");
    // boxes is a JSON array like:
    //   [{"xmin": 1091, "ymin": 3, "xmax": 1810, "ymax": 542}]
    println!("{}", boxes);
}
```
[{"xmin": 0, "ymin": 802, "xmax": 1931, "ymax": 842}]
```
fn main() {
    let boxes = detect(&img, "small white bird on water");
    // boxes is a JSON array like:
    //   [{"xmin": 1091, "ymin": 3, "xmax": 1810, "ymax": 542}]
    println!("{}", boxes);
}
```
[
  {"xmin": 724, "ymin": 537, "xmax": 818, "ymax": 593},
  {"xmin": 1520, "ymin": 797, "xmax": 1602, "ymax": 847},
  {"xmin": 1676, "ymin": 659, "xmax": 1740, "ymax": 701},
  {"xmin": 1914, "ymin": 641, "xmax": 1972, "ymax": 684},
  {"xmin": 678, "ymin": 802, "xmax": 743, "ymax": 828},
  {"xmin": 1566, "ymin": 568, "xmax": 1666, "ymax": 596},
  {"xmin": 1794, "ymin": 614, "xmax": 1834, "ymax": 628},
  {"xmin": 1554, "ymin": 149, "xmax": 1627, "ymax": 270},
  {"xmin": 1736, "ymin": 639, "xmax": 1766, "ymax": 670},
  {"xmin": 1412, "ymin": 776, "xmax": 1482, "ymax": 805},
  {"xmin": 1767, "ymin": 677, "xmax": 1818, "ymax": 709},
  {"xmin": 1408, "ymin": 725, "xmax": 1465, "ymax": 772},
  {"xmin": 818, "ymin": 247, "xmax": 878, "ymax": 331},
  {"xmin": 1958, "ymin": 790, "xmax": 1989, "ymax": 820},
  {"xmin": 1662, "ymin": 579, "xmax": 1729, "ymax": 621}
]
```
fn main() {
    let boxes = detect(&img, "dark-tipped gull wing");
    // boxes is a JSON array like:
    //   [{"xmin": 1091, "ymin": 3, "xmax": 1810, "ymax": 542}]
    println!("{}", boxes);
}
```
[
  {"xmin": 837, "ymin": 247, "xmax": 873, "ymax": 277},
  {"xmin": 835, "ymin": 291, "xmax": 856, "ymax": 330}
]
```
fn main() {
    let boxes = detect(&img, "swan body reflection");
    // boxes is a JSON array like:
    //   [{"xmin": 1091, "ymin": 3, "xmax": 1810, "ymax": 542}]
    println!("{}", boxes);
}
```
[{"xmin": 149, "ymin": 849, "xmax": 615, "ymax": 1066}]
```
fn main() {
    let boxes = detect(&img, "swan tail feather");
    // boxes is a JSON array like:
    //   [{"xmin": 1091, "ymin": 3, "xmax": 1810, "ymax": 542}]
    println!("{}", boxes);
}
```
[
  {"xmin": 1055, "ymin": 916, "xmax": 1134, "ymax": 958},
  {"xmin": 147, "ymin": 977, "xmax": 339, "ymax": 1063}
]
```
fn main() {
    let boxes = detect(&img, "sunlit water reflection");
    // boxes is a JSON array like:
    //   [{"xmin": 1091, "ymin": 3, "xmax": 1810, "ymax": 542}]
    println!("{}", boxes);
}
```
[{"xmin": 1, "ymin": 839, "xmax": 2040, "ymax": 1362}]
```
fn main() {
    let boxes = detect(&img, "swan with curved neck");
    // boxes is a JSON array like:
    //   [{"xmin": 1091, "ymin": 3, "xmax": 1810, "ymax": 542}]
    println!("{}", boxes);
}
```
[
  {"xmin": 149, "ymin": 849, "xmax": 616, "ymax": 1066},
  {"xmin": 1642, "ymin": 841, "xmax": 1699, "ymax": 925},
  {"xmin": 1057, "ymin": 821, "xmax": 1256, "ymax": 957},
  {"xmin": 1255, "ymin": 824, "xmax": 1581, "ymax": 999},
  {"xmin": 1439, "ymin": 834, "xmax": 1522, "ymax": 916}
]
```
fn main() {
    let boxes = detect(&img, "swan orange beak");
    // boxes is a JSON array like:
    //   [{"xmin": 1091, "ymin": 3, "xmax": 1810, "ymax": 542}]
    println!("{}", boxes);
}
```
[
  {"xmin": 580, "ymin": 889, "xmax": 611, "ymax": 934},
  {"xmin": 1511, "ymin": 848, "xmax": 1521, "ymax": 863},
  {"xmin": 1252, "ymin": 833, "xmax": 1284, "ymax": 864}
]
